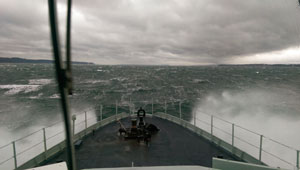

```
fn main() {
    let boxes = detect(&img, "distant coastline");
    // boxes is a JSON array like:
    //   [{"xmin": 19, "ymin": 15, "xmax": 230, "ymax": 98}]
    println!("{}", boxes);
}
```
[
  {"xmin": 0, "ymin": 57, "xmax": 94, "ymax": 65},
  {"xmin": 218, "ymin": 64, "xmax": 300, "ymax": 67}
]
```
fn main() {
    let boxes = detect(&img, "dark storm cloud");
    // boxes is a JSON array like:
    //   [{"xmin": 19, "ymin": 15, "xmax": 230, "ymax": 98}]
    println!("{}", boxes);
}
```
[
  {"xmin": 0, "ymin": 0, "xmax": 51, "ymax": 59},
  {"xmin": 0, "ymin": 0, "xmax": 300, "ymax": 64}
]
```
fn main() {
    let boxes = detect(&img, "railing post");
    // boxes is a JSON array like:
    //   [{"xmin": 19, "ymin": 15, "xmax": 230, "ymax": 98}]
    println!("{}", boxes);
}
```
[
  {"xmin": 232, "ymin": 124, "xmax": 235, "ymax": 147},
  {"xmin": 100, "ymin": 105, "xmax": 103, "ymax": 121},
  {"xmin": 43, "ymin": 128, "xmax": 47, "ymax": 159},
  {"xmin": 152, "ymin": 98, "xmax": 154, "ymax": 115},
  {"xmin": 129, "ymin": 98, "xmax": 132, "ymax": 115},
  {"xmin": 179, "ymin": 102, "xmax": 182, "ymax": 119},
  {"xmin": 296, "ymin": 150, "xmax": 299, "ymax": 169},
  {"xmin": 72, "ymin": 115, "xmax": 76, "ymax": 136},
  {"xmin": 193, "ymin": 112, "xmax": 196, "ymax": 126},
  {"xmin": 85, "ymin": 112, "xmax": 87, "ymax": 136},
  {"xmin": 12, "ymin": 141, "xmax": 17, "ymax": 169},
  {"xmin": 259, "ymin": 135, "xmax": 263, "ymax": 161},
  {"xmin": 115, "ymin": 101, "xmax": 118, "ymax": 119},
  {"xmin": 164, "ymin": 101, "xmax": 167, "ymax": 114},
  {"xmin": 211, "ymin": 115, "xmax": 213, "ymax": 141},
  {"xmin": 97, "ymin": 106, "xmax": 100, "ymax": 121},
  {"xmin": 132, "ymin": 104, "xmax": 135, "ymax": 115},
  {"xmin": 130, "ymin": 104, "xmax": 132, "ymax": 115}
]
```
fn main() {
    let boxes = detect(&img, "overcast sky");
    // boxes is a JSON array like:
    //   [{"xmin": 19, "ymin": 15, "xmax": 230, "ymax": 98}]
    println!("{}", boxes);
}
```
[{"xmin": 0, "ymin": 0, "xmax": 300, "ymax": 65}]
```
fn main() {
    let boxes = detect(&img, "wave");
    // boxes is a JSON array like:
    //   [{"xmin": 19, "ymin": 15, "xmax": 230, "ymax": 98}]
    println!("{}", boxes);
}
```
[
  {"xmin": 29, "ymin": 93, "xmax": 43, "ymax": 99},
  {"xmin": 85, "ymin": 80, "xmax": 110, "ymax": 84},
  {"xmin": 0, "ymin": 85, "xmax": 41, "ymax": 95},
  {"xmin": 28, "ymin": 79, "xmax": 52, "ymax": 85},
  {"xmin": 192, "ymin": 79, "xmax": 210, "ymax": 83},
  {"xmin": 49, "ymin": 93, "xmax": 60, "ymax": 99}
]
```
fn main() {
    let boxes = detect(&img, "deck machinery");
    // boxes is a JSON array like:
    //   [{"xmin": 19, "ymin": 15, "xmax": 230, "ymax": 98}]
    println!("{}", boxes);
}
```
[{"xmin": 118, "ymin": 107, "xmax": 160, "ymax": 144}]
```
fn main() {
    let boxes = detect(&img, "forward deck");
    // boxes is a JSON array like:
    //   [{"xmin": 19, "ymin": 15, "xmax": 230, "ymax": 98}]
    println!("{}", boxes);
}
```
[{"xmin": 44, "ymin": 116, "xmax": 239, "ymax": 169}]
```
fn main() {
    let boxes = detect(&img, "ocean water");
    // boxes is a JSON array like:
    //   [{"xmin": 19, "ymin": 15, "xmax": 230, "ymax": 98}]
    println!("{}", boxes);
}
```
[{"xmin": 0, "ymin": 63, "xmax": 300, "ymax": 168}]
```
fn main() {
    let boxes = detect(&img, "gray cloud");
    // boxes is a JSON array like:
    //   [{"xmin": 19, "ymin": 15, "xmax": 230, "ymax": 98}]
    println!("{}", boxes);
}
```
[{"xmin": 0, "ymin": 0, "xmax": 300, "ymax": 65}]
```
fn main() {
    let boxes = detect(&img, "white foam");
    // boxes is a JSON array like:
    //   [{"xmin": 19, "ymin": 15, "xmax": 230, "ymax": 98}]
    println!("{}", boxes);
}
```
[
  {"xmin": 193, "ymin": 89, "xmax": 300, "ymax": 169},
  {"xmin": 0, "ymin": 85, "xmax": 41, "ymax": 95},
  {"xmin": 49, "ymin": 93, "xmax": 60, "ymax": 99},
  {"xmin": 193, "ymin": 79, "xmax": 210, "ymax": 83},
  {"xmin": 29, "ymin": 93, "xmax": 43, "ymax": 99},
  {"xmin": 86, "ymin": 80, "xmax": 110, "ymax": 84},
  {"xmin": 29, "ymin": 79, "xmax": 52, "ymax": 85},
  {"xmin": 110, "ymin": 77, "xmax": 128, "ymax": 82}
]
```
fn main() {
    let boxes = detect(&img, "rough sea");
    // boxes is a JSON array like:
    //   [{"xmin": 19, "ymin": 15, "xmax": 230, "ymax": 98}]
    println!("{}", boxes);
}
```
[{"xmin": 0, "ymin": 63, "xmax": 300, "ymax": 168}]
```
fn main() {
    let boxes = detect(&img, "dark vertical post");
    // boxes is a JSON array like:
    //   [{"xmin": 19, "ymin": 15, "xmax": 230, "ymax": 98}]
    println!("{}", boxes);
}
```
[
  {"xmin": 211, "ymin": 115, "xmax": 213, "ymax": 142},
  {"xmin": 297, "ymin": 150, "xmax": 299, "ymax": 169},
  {"xmin": 115, "ymin": 101, "xmax": 118, "ymax": 119},
  {"xmin": 85, "ymin": 112, "xmax": 87, "ymax": 136},
  {"xmin": 12, "ymin": 141, "xmax": 17, "ymax": 169},
  {"xmin": 130, "ymin": 98, "xmax": 132, "ymax": 115},
  {"xmin": 259, "ymin": 135, "xmax": 263, "ymax": 161},
  {"xmin": 232, "ymin": 124, "xmax": 235, "ymax": 147},
  {"xmin": 66, "ymin": 0, "xmax": 72, "ymax": 95},
  {"xmin": 194, "ymin": 112, "xmax": 196, "ymax": 126},
  {"xmin": 152, "ymin": 98, "xmax": 154, "ymax": 115},
  {"xmin": 100, "ymin": 105, "xmax": 103, "ymax": 121},
  {"xmin": 164, "ymin": 101, "xmax": 167, "ymax": 114},
  {"xmin": 43, "ymin": 128, "xmax": 47, "ymax": 160},
  {"xmin": 179, "ymin": 102, "xmax": 182, "ymax": 119},
  {"xmin": 47, "ymin": 1, "xmax": 76, "ymax": 169},
  {"xmin": 72, "ymin": 115, "xmax": 76, "ymax": 136}
]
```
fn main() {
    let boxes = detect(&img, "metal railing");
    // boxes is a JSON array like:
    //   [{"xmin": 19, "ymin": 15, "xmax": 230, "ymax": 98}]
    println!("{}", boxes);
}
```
[
  {"xmin": 0, "ymin": 102, "xmax": 129, "ymax": 170},
  {"xmin": 193, "ymin": 110, "xmax": 299, "ymax": 170},
  {"xmin": 0, "ymin": 99, "xmax": 299, "ymax": 170}
]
